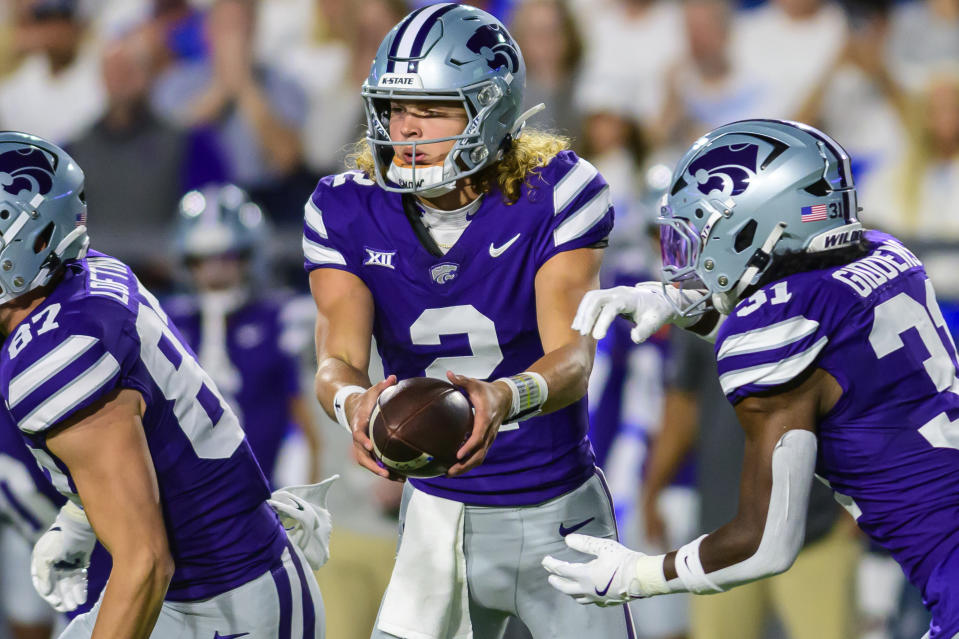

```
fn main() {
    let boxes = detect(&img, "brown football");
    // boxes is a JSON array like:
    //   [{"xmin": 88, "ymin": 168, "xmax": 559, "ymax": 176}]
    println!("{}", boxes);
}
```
[{"xmin": 369, "ymin": 377, "xmax": 474, "ymax": 478}]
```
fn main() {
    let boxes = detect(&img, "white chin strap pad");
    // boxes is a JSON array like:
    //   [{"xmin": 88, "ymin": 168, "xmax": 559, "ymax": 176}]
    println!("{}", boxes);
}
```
[
  {"xmin": 669, "ymin": 429, "xmax": 817, "ymax": 593},
  {"xmin": 387, "ymin": 161, "xmax": 458, "ymax": 198}
]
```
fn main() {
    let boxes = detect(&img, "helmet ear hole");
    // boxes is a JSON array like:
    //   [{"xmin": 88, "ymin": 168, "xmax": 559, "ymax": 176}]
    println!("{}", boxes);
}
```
[
  {"xmin": 803, "ymin": 177, "xmax": 831, "ymax": 196},
  {"xmin": 734, "ymin": 219, "xmax": 758, "ymax": 253},
  {"xmin": 34, "ymin": 222, "xmax": 55, "ymax": 254}
]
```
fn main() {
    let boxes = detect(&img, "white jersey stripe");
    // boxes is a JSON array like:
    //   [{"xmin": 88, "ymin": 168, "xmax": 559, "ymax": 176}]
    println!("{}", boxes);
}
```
[
  {"xmin": 395, "ymin": 3, "xmax": 448, "ymax": 60},
  {"xmin": 553, "ymin": 186, "xmax": 611, "ymax": 247},
  {"xmin": 553, "ymin": 158, "xmax": 598, "ymax": 215},
  {"xmin": 302, "ymin": 237, "xmax": 347, "ymax": 266},
  {"xmin": 719, "ymin": 336, "xmax": 828, "ymax": 396},
  {"xmin": 8, "ymin": 335, "xmax": 98, "ymax": 408},
  {"xmin": 717, "ymin": 316, "xmax": 820, "ymax": 361},
  {"xmin": 304, "ymin": 200, "xmax": 328, "ymax": 239},
  {"xmin": 20, "ymin": 352, "xmax": 120, "ymax": 434}
]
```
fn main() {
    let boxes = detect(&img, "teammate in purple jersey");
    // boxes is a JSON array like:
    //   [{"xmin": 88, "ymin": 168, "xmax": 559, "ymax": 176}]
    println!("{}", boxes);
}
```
[
  {"xmin": 0, "ymin": 131, "xmax": 326, "ymax": 639},
  {"xmin": 304, "ymin": 4, "xmax": 634, "ymax": 638},
  {"xmin": 546, "ymin": 119, "xmax": 959, "ymax": 639},
  {"xmin": 165, "ymin": 184, "xmax": 321, "ymax": 487}
]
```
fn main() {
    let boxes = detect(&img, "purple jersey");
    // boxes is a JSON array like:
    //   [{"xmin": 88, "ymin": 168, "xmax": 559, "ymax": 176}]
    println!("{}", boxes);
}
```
[
  {"xmin": 303, "ymin": 151, "xmax": 613, "ymax": 506},
  {"xmin": 715, "ymin": 231, "xmax": 959, "ymax": 607},
  {"xmin": 164, "ymin": 294, "xmax": 306, "ymax": 485},
  {"xmin": 0, "ymin": 252, "xmax": 286, "ymax": 601}
]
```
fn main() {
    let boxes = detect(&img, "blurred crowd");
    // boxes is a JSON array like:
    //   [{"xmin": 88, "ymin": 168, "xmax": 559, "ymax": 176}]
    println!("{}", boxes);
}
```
[{"xmin": 0, "ymin": 1, "xmax": 957, "ymax": 639}]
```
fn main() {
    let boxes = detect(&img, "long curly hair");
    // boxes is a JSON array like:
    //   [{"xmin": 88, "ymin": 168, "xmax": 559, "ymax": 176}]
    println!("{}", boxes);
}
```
[{"xmin": 346, "ymin": 129, "xmax": 570, "ymax": 204}]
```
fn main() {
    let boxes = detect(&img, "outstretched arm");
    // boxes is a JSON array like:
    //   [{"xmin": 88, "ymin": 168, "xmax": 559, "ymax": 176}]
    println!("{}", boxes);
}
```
[
  {"xmin": 46, "ymin": 388, "xmax": 174, "ymax": 639},
  {"xmin": 544, "ymin": 368, "xmax": 841, "ymax": 605}
]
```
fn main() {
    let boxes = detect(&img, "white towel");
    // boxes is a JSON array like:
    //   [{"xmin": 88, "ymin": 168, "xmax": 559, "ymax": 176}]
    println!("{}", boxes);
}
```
[{"xmin": 377, "ymin": 488, "xmax": 472, "ymax": 639}]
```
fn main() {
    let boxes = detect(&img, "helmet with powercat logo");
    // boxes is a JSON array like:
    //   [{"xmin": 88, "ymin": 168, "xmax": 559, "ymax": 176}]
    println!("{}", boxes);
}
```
[
  {"xmin": 361, "ymin": 3, "xmax": 533, "ymax": 197},
  {"xmin": 0, "ymin": 131, "xmax": 89, "ymax": 305},
  {"xmin": 659, "ymin": 119, "xmax": 862, "ymax": 315}
]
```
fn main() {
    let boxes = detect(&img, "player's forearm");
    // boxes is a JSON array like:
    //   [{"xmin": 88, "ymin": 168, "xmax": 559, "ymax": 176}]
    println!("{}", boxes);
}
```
[
  {"xmin": 314, "ymin": 356, "xmax": 373, "ymax": 419},
  {"xmin": 660, "ymin": 429, "xmax": 815, "ymax": 593},
  {"xmin": 527, "ymin": 338, "xmax": 593, "ymax": 414},
  {"xmin": 92, "ymin": 550, "xmax": 173, "ymax": 639}
]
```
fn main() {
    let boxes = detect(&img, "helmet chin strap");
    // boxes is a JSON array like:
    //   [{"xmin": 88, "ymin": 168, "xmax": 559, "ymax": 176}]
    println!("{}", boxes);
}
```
[
  {"xmin": 712, "ymin": 221, "xmax": 788, "ymax": 315},
  {"xmin": 386, "ymin": 159, "xmax": 458, "ymax": 198}
]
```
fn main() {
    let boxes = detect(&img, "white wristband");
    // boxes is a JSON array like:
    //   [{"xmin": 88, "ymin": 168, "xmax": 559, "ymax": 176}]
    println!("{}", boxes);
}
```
[
  {"xmin": 496, "ymin": 371, "xmax": 548, "ymax": 421},
  {"xmin": 675, "ymin": 534, "xmax": 724, "ymax": 594},
  {"xmin": 632, "ymin": 553, "xmax": 670, "ymax": 597},
  {"xmin": 333, "ymin": 385, "xmax": 365, "ymax": 434}
]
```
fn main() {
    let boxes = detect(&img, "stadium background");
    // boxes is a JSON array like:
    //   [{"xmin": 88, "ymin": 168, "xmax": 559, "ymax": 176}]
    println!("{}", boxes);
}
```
[{"xmin": 0, "ymin": 0, "xmax": 957, "ymax": 638}]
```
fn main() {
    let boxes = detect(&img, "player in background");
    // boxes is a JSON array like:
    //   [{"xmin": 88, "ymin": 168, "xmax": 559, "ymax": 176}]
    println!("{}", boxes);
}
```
[
  {"xmin": 165, "ymin": 184, "xmax": 321, "ymax": 487},
  {"xmin": 0, "ymin": 130, "xmax": 328, "ymax": 639},
  {"xmin": 543, "ymin": 119, "xmax": 959, "ymax": 639},
  {"xmin": 1, "ymin": 410, "xmax": 110, "ymax": 639},
  {"xmin": 305, "ymin": 4, "xmax": 634, "ymax": 638}
]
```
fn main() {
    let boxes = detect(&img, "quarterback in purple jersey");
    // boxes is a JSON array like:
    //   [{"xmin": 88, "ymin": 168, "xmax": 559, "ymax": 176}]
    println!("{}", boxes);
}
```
[
  {"xmin": 304, "ymin": 4, "xmax": 633, "ymax": 638},
  {"xmin": 0, "ymin": 131, "xmax": 326, "ymax": 639},
  {"xmin": 165, "ymin": 184, "xmax": 321, "ymax": 487},
  {"xmin": 546, "ymin": 119, "xmax": 959, "ymax": 639}
]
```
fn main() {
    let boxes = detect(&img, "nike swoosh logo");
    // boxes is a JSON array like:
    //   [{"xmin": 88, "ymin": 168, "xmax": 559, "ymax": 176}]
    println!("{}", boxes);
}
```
[
  {"xmin": 595, "ymin": 568, "xmax": 617, "ymax": 596},
  {"xmin": 558, "ymin": 517, "xmax": 594, "ymax": 537},
  {"xmin": 214, "ymin": 633, "xmax": 250, "ymax": 639},
  {"xmin": 489, "ymin": 233, "xmax": 521, "ymax": 258}
]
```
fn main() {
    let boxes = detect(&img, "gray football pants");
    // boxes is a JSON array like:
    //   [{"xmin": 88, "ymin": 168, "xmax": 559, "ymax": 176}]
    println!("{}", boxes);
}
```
[
  {"xmin": 60, "ymin": 541, "xmax": 325, "ymax": 639},
  {"xmin": 371, "ymin": 471, "xmax": 636, "ymax": 639}
]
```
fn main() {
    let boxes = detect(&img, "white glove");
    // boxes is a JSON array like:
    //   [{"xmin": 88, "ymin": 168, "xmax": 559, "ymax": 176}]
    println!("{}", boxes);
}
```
[
  {"xmin": 541, "ymin": 534, "xmax": 668, "ymax": 606},
  {"xmin": 572, "ymin": 282, "xmax": 706, "ymax": 344},
  {"xmin": 268, "ymin": 475, "xmax": 338, "ymax": 570},
  {"xmin": 31, "ymin": 501, "xmax": 97, "ymax": 613}
]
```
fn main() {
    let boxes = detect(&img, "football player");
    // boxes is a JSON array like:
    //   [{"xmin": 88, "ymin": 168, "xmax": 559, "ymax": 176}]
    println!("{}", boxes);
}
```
[
  {"xmin": 165, "ymin": 184, "xmax": 321, "ymax": 487},
  {"xmin": 305, "ymin": 4, "xmax": 634, "ymax": 638},
  {"xmin": 544, "ymin": 119, "xmax": 959, "ymax": 639},
  {"xmin": 0, "ymin": 131, "xmax": 327, "ymax": 639}
]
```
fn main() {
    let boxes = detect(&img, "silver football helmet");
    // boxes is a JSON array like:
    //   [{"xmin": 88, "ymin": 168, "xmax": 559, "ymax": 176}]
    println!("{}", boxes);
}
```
[
  {"xmin": 0, "ymin": 131, "xmax": 89, "ymax": 305},
  {"xmin": 659, "ymin": 119, "xmax": 862, "ymax": 315},
  {"xmin": 174, "ymin": 184, "xmax": 267, "ymax": 261},
  {"xmin": 361, "ymin": 3, "xmax": 531, "ymax": 196}
]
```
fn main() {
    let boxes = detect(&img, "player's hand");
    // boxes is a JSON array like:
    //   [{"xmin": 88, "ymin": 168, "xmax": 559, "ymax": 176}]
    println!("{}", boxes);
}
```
[
  {"xmin": 268, "ymin": 475, "xmax": 338, "ymax": 570},
  {"xmin": 542, "ymin": 534, "xmax": 648, "ymax": 606},
  {"xmin": 445, "ymin": 371, "xmax": 512, "ymax": 476},
  {"xmin": 31, "ymin": 502, "xmax": 97, "ymax": 613},
  {"xmin": 572, "ymin": 282, "xmax": 706, "ymax": 344},
  {"xmin": 346, "ymin": 375, "xmax": 397, "ymax": 480}
]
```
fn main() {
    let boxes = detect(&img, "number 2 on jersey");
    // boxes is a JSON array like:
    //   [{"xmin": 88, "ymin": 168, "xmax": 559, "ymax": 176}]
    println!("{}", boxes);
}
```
[{"xmin": 410, "ymin": 305, "xmax": 520, "ymax": 431}]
